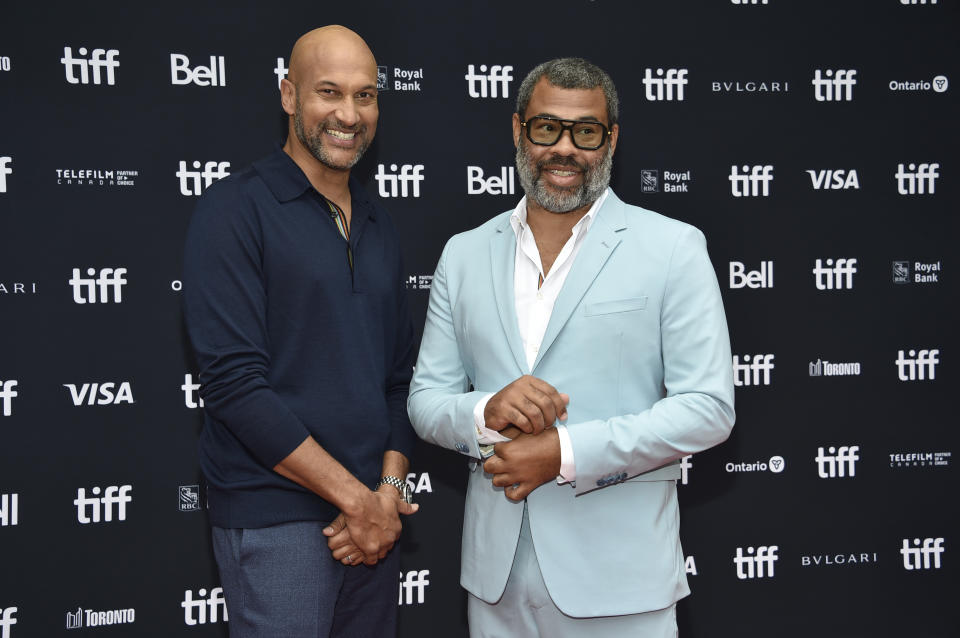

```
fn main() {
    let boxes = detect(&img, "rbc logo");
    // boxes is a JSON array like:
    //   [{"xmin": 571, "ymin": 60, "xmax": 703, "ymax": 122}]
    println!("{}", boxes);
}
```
[
  {"xmin": 895, "ymin": 163, "xmax": 939, "ymax": 195},
  {"xmin": 734, "ymin": 546, "xmax": 778, "ymax": 579},
  {"xmin": 467, "ymin": 166, "xmax": 515, "ymax": 195},
  {"xmin": 0, "ymin": 156, "xmax": 11, "ymax": 193},
  {"xmin": 729, "ymin": 165, "xmax": 773, "ymax": 197},
  {"xmin": 812, "ymin": 258, "xmax": 857, "ymax": 290},
  {"xmin": 69, "ymin": 267, "xmax": 127, "ymax": 304},
  {"xmin": 895, "ymin": 349, "xmax": 939, "ymax": 381},
  {"xmin": 74, "ymin": 485, "xmax": 132, "ymax": 524},
  {"xmin": 815, "ymin": 445, "xmax": 860, "ymax": 478},
  {"xmin": 375, "ymin": 164, "xmax": 424, "ymax": 198},
  {"xmin": 0, "ymin": 607, "xmax": 17, "ymax": 638},
  {"xmin": 729, "ymin": 261, "xmax": 773, "ymax": 289},
  {"xmin": 732, "ymin": 354, "xmax": 774, "ymax": 387},
  {"xmin": 812, "ymin": 69, "xmax": 856, "ymax": 101},
  {"xmin": 182, "ymin": 374, "xmax": 204, "ymax": 408},
  {"xmin": 170, "ymin": 54, "xmax": 227, "ymax": 86},
  {"xmin": 61, "ymin": 47, "xmax": 119, "ymax": 85},
  {"xmin": 901, "ymin": 538, "xmax": 945, "ymax": 570},
  {"xmin": 642, "ymin": 68, "xmax": 688, "ymax": 101},
  {"xmin": 465, "ymin": 65, "xmax": 513, "ymax": 98},
  {"xmin": 177, "ymin": 161, "xmax": 230, "ymax": 196},
  {"xmin": 398, "ymin": 570, "xmax": 430, "ymax": 605},
  {"xmin": 0, "ymin": 380, "xmax": 17, "ymax": 416},
  {"xmin": 182, "ymin": 588, "xmax": 228, "ymax": 626}
]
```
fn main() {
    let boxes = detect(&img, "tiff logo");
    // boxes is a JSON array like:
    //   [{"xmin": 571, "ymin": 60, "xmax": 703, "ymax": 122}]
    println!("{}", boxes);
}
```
[
  {"xmin": 643, "ymin": 68, "xmax": 688, "ymax": 101},
  {"xmin": 177, "ymin": 161, "xmax": 230, "ymax": 197},
  {"xmin": 895, "ymin": 163, "xmax": 939, "ymax": 195},
  {"xmin": 375, "ymin": 164, "xmax": 424, "ymax": 198},
  {"xmin": 273, "ymin": 57, "xmax": 288, "ymax": 90},
  {"xmin": 813, "ymin": 258, "xmax": 857, "ymax": 290},
  {"xmin": 182, "ymin": 374, "xmax": 205, "ymax": 408},
  {"xmin": 901, "ymin": 538, "xmax": 945, "ymax": 570},
  {"xmin": 729, "ymin": 261, "xmax": 773, "ymax": 289},
  {"xmin": 0, "ymin": 607, "xmax": 16, "ymax": 638},
  {"xmin": 0, "ymin": 156, "xmax": 11, "ymax": 193},
  {"xmin": 729, "ymin": 165, "xmax": 773, "ymax": 197},
  {"xmin": 734, "ymin": 546, "xmax": 778, "ymax": 579},
  {"xmin": 170, "ymin": 54, "xmax": 226, "ymax": 86},
  {"xmin": 679, "ymin": 455, "xmax": 692, "ymax": 485},
  {"xmin": 399, "ymin": 570, "xmax": 430, "ymax": 605},
  {"xmin": 465, "ymin": 65, "xmax": 513, "ymax": 98},
  {"xmin": 61, "ymin": 47, "xmax": 119, "ymax": 85},
  {"xmin": 182, "ymin": 587, "xmax": 228, "ymax": 626},
  {"xmin": 69, "ymin": 267, "xmax": 127, "ymax": 304},
  {"xmin": 732, "ymin": 354, "xmax": 774, "ymax": 387},
  {"xmin": 731, "ymin": 0, "xmax": 769, "ymax": 3},
  {"xmin": 0, "ymin": 380, "xmax": 17, "ymax": 416},
  {"xmin": 812, "ymin": 69, "xmax": 856, "ymax": 101},
  {"xmin": 896, "ymin": 349, "xmax": 939, "ymax": 381},
  {"xmin": 0, "ymin": 494, "xmax": 18, "ymax": 526},
  {"xmin": 901, "ymin": 0, "xmax": 938, "ymax": 4},
  {"xmin": 816, "ymin": 445, "xmax": 860, "ymax": 478},
  {"xmin": 74, "ymin": 485, "xmax": 132, "ymax": 524},
  {"xmin": 64, "ymin": 382, "xmax": 134, "ymax": 406}
]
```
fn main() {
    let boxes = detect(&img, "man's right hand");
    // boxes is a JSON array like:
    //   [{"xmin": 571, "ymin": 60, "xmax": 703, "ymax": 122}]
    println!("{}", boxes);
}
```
[
  {"xmin": 331, "ymin": 489, "xmax": 418, "ymax": 565},
  {"xmin": 484, "ymin": 375, "xmax": 569, "ymax": 436}
]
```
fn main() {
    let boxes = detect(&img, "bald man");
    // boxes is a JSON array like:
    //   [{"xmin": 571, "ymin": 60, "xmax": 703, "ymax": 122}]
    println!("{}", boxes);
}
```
[{"xmin": 183, "ymin": 26, "xmax": 418, "ymax": 637}]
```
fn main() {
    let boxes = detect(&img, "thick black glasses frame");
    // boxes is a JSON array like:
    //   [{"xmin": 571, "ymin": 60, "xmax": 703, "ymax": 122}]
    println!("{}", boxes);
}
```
[{"xmin": 520, "ymin": 115, "xmax": 611, "ymax": 150}]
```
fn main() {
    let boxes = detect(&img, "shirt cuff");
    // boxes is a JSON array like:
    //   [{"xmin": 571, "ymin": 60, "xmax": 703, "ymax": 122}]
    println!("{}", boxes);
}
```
[
  {"xmin": 474, "ymin": 394, "xmax": 509, "ymax": 444},
  {"xmin": 556, "ymin": 423, "xmax": 576, "ymax": 485}
]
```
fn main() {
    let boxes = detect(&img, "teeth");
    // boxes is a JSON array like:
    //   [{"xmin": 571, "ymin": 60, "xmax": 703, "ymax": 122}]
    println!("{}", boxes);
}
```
[
  {"xmin": 549, "ymin": 170, "xmax": 576, "ymax": 176},
  {"xmin": 326, "ymin": 129, "xmax": 356, "ymax": 140}
]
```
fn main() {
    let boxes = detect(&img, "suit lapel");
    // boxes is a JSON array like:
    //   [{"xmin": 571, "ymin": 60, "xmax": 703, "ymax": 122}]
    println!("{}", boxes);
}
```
[
  {"xmin": 532, "ymin": 192, "xmax": 626, "ymax": 371},
  {"xmin": 490, "ymin": 218, "xmax": 529, "ymax": 374}
]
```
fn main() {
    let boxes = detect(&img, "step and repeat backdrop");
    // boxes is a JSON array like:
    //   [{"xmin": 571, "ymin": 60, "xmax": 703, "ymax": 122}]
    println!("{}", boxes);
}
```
[{"xmin": 1, "ymin": 1, "xmax": 956, "ymax": 636}]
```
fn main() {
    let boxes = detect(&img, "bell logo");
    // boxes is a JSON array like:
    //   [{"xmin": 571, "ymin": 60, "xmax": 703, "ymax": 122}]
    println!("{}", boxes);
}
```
[
  {"xmin": 0, "ymin": 156, "xmax": 11, "ymax": 193},
  {"xmin": 64, "ymin": 382, "xmax": 134, "ymax": 406},
  {"xmin": 0, "ymin": 380, "xmax": 17, "ymax": 417},
  {"xmin": 895, "ymin": 349, "xmax": 939, "ymax": 381},
  {"xmin": 812, "ymin": 69, "xmax": 856, "ymax": 101},
  {"xmin": 0, "ymin": 607, "xmax": 17, "ymax": 638},
  {"xmin": 732, "ymin": 354, "xmax": 774, "ymax": 387},
  {"xmin": 813, "ymin": 258, "xmax": 857, "ymax": 290},
  {"xmin": 182, "ymin": 587, "xmax": 228, "ymax": 625},
  {"xmin": 729, "ymin": 165, "xmax": 773, "ymax": 197},
  {"xmin": 170, "ymin": 54, "xmax": 226, "ymax": 87},
  {"xmin": 467, "ymin": 166, "xmax": 515, "ymax": 195},
  {"xmin": 465, "ymin": 65, "xmax": 513, "ymax": 98},
  {"xmin": 375, "ymin": 164, "xmax": 424, "ymax": 198},
  {"xmin": 61, "ymin": 47, "xmax": 120, "ymax": 85},
  {"xmin": 182, "ymin": 374, "xmax": 205, "ymax": 408},
  {"xmin": 734, "ymin": 545, "xmax": 778, "ymax": 579},
  {"xmin": 895, "ymin": 163, "xmax": 939, "ymax": 195},
  {"xmin": 74, "ymin": 485, "xmax": 132, "ymax": 524},
  {"xmin": 177, "ymin": 161, "xmax": 231, "ymax": 197},
  {"xmin": 815, "ymin": 445, "xmax": 860, "ymax": 478},
  {"xmin": 642, "ymin": 68, "xmax": 688, "ymax": 101},
  {"xmin": 0, "ymin": 494, "xmax": 18, "ymax": 527},
  {"xmin": 901, "ymin": 538, "xmax": 945, "ymax": 570},
  {"xmin": 729, "ymin": 261, "xmax": 773, "ymax": 289},
  {"xmin": 398, "ymin": 570, "xmax": 430, "ymax": 605},
  {"xmin": 69, "ymin": 267, "xmax": 127, "ymax": 304}
]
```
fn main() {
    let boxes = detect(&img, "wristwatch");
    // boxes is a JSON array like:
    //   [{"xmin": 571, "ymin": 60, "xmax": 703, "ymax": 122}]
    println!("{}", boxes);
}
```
[{"xmin": 375, "ymin": 475, "xmax": 414, "ymax": 504}]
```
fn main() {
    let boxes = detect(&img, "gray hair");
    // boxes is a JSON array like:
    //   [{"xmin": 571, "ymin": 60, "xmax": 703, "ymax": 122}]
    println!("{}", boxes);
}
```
[{"xmin": 515, "ymin": 57, "xmax": 619, "ymax": 126}]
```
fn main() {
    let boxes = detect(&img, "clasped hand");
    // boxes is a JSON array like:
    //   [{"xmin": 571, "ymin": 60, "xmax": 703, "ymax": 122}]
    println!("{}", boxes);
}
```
[{"xmin": 323, "ymin": 488, "xmax": 417, "ymax": 566}]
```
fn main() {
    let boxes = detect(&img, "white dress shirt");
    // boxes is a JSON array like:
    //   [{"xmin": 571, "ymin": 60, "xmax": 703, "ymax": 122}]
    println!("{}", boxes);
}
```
[{"xmin": 473, "ymin": 189, "xmax": 610, "ymax": 483}]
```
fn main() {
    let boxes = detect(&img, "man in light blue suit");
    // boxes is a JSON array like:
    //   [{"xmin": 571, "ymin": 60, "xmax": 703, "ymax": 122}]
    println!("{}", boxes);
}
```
[{"xmin": 408, "ymin": 58, "xmax": 735, "ymax": 637}]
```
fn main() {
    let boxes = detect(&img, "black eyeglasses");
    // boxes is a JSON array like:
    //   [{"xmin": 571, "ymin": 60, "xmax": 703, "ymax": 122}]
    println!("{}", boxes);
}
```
[{"xmin": 520, "ymin": 116, "xmax": 611, "ymax": 150}]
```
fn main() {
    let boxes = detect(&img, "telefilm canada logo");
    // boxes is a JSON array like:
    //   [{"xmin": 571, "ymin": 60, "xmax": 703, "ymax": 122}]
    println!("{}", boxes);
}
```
[
  {"xmin": 889, "ymin": 451, "xmax": 950, "ymax": 469},
  {"xmin": 405, "ymin": 275, "xmax": 433, "ymax": 291},
  {"xmin": 55, "ymin": 167, "xmax": 138, "ymax": 187},
  {"xmin": 725, "ymin": 455, "xmax": 785, "ymax": 474},
  {"xmin": 893, "ymin": 260, "xmax": 941, "ymax": 284},
  {"xmin": 66, "ymin": 606, "xmax": 135, "ymax": 630},
  {"xmin": 640, "ymin": 170, "xmax": 691, "ymax": 193},
  {"xmin": 377, "ymin": 65, "xmax": 425, "ymax": 91}
]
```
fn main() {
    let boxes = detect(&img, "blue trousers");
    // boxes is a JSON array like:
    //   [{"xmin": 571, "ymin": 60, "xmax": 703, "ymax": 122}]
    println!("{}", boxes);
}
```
[{"xmin": 212, "ymin": 521, "xmax": 400, "ymax": 638}]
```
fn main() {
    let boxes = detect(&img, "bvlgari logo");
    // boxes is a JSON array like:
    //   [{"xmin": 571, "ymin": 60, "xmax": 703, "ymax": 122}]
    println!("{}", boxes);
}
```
[{"xmin": 712, "ymin": 80, "xmax": 789, "ymax": 93}]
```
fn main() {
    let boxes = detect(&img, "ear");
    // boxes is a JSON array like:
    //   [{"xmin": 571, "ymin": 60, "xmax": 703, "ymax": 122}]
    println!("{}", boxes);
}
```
[
  {"xmin": 511, "ymin": 112, "xmax": 522, "ymax": 148},
  {"xmin": 608, "ymin": 123, "xmax": 620, "ymax": 156},
  {"xmin": 280, "ymin": 78, "xmax": 296, "ymax": 116}
]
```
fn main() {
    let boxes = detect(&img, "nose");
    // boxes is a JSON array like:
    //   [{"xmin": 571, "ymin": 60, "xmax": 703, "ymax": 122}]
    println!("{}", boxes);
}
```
[
  {"xmin": 551, "ymin": 128, "xmax": 578, "ymax": 155},
  {"xmin": 335, "ymin": 99, "xmax": 359, "ymax": 127}
]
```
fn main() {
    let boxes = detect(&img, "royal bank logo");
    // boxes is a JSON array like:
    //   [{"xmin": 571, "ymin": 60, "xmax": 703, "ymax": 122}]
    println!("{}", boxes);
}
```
[
  {"xmin": 729, "ymin": 165, "xmax": 773, "ymax": 197},
  {"xmin": 732, "ymin": 354, "xmax": 774, "ymax": 387},
  {"xmin": 398, "ymin": 570, "xmax": 430, "ymax": 605},
  {"xmin": 0, "ymin": 380, "xmax": 17, "ymax": 417},
  {"xmin": 640, "ymin": 169, "xmax": 691, "ymax": 193},
  {"xmin": 725, "ymin": 455, "xmax": 785, "ymax": 474},
  {"xmin": 801, "ymin": 551, "xmax": 878, "ymax": 568},
  {"xmin": 182, "ymin": 374, "xmax": 204, "ymax": 408},
  {"xmin": 465, "ymin": 64, "xmax": 513, "ymax": 98},
  {"xmin": 893, "ymin": 260, "xmax": 941, "ymax": 284},
  {"xmin": 467, "ymin": 166, "xmax": 515, "ymax": 195},
  {"xmin": 711, "ymin": 80, "xmax": 787, "ymax": 93},
  {"xmin": 889, "ymin": 451, "xmax": 951, "ymax": 468},
  {"xmin": 896, "ymin": 163, "xmax": 939, "ymax": 195},
  {"xmin": 816, "ymin": 445, "xmax": 859, "ymax": 478},
  {"xmin": 0, "ymin": 156, "xmax": 11, "ymax": 193},
  {"xmin": 64, "ymin": 382, "xmax": 134, "ymax": 406},
  {"xmin": 734, "ymin": 545, "xmax": 778, "ymax": 579},
  {"xmin": 404, "ymin": 275, "xmax": 433, "ymax": 291},
  {"xmin": 74, "ymin": 485, "xmax": 132, "ymax": 524},
  {"xmin": 807, "ymin": 169, "xmax": 859, "ymax": 190},
  {"xmin": 640, "ymin": 170, "xmax": 658, "ymax": 193},
  {"xmin": 0, "ymin": 494, "xmax": 18, "ymax": 527},
  {"xmin": 170, "ymin": 53, "xmax": 226, "ymax": 86},
  {"xmin": 182, "ymin": 587, "xmax": 228, "ymax": 626},
  {"xmin": 812, "ymin": 69, "xmax": 856, "ymax": 101},
  {"xmin": 808, "ymin": 359, "xmax": 861, "ymax": 377},
  {"xmin": 896, "ymin": 349, "xmax": 939, "ymax": 381},
  {"xmin": 273, "ymin": 57, "xmax": 288, "ymax": 89},
  {"xmin": 813, "ymin": 258, "xmax": 857, "ymax": 290},
  {"xmin": 69, "ymin": 267, "xmax": 127, "ymax": 304},
  {"xmin": 0, "ymin": 607, "xmax": 17, "ymax": 638},
  {"xmin": 729, "ymin": 261, "xmax": 773, "ymax": 289},
  {"xmin": 889, "ymin": 75, "xmax": 948, "ymax": 93},
  {"xmin": 643, "ymin": 68, "xmax": 688, "ymax": 101},
  {"xmin": 177, "ymin": 161, "xmax": 230, "ymax": 196},
  {"xmin": 55, "ymin": 167, "xmax": 138, "ymax": 187},
  {"xmin": 375, "ymin": 164, "xmax": 424, "ymax": 198},
  {"xmin": 377, "ymin": 65, "xmax": 424, "ymax": 91},
  {"xmin": 901, "ymin": 538, "xmax": 945, "ymax": 570},
  {"xmin": 61, "ymin": 47, "xmax": 119, "ymax": 85},
  {"xmin": 66, "ymin": 607, "xmax": 135, "ymax": 629},
  {"xmin": 178, "ymin": 485, "xmax": 203, "ymax": 512}
]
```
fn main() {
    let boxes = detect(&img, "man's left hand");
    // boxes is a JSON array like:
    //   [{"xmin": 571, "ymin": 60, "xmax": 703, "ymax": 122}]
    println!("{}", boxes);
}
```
[
  {"xmin": 324, "ymin": 513, "xmax": 365, "ymax": 566},
  {"xmin": 483, "ymin": 427, "xmax": 561, "ymax": 501}
]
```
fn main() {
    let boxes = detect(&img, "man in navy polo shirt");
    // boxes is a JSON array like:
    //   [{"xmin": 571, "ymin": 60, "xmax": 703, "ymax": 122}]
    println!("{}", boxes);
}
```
[{"xmin": 183, "ymin": 26, "xmax": 417, "ymax": 637}]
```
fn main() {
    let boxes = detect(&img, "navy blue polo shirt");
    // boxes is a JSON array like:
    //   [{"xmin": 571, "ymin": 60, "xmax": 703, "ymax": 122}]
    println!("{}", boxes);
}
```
[{"xmin": 183, "ymin": 146, "xmax": 416, "ymax": 528}]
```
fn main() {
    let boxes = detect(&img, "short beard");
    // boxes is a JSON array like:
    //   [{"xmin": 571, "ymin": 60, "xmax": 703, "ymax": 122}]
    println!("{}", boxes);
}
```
[
  {"xmin": 293, "ymin": 93, "xmax": 370, "ymax": 171},
  {"xmin": 515, "ymin": 140, "xmax": 612, "ymax": 214}
]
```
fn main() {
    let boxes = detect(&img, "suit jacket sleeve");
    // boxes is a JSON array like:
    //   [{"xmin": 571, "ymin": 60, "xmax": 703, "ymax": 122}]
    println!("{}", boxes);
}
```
[{"xmin": 566, "ymin": 225, "xmax": 735, "ymax": 495}]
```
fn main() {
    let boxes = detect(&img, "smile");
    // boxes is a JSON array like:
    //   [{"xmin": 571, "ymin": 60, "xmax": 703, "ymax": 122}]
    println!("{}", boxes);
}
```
[
  {"xmin": 326, "ymin": 129, "xmax": 356, "ymax": 140},
  {"xmin": 546, "ymin": 169, "xmax": 578, "ymax": 177}
]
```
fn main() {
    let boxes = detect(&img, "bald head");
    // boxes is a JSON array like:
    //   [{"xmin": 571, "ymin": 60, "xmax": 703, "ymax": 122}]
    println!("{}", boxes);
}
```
[{"xmin": 287, "ymin": 26, "xmax": 377, "ymax": 86}]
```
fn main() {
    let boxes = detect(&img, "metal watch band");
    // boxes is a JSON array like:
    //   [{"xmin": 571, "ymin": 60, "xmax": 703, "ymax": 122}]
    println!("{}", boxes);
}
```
[{"xmin": 376, "ymin": 475, "xmax": 411, "ymax": 502}]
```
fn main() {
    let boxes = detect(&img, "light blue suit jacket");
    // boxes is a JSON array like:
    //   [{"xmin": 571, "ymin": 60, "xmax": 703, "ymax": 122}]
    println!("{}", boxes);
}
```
[{"xmin": 408, "ymin": 189, "xmax": 735, "ymax": 617}]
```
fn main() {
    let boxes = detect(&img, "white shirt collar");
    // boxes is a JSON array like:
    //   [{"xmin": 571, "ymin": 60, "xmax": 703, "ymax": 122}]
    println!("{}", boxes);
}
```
[{"xmin": 509, "ymin": 188, "xmax": 610, "ymax": 238}]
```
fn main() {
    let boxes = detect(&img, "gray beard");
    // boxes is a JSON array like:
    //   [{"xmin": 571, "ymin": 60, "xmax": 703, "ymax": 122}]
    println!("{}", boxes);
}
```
[
  {"xmin": 294, "ymin": 98, "xmax": 369, "ymax": 171},
  {"xmin": 515, "ymin": 141, "xmax": 612, "ymax": 213}
]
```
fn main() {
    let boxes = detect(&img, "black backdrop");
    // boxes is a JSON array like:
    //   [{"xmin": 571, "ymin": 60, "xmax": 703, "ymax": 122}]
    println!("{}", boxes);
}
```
[{"xmin": 1, "ymin": 1, "xmax": 957, "ymax": 636}]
